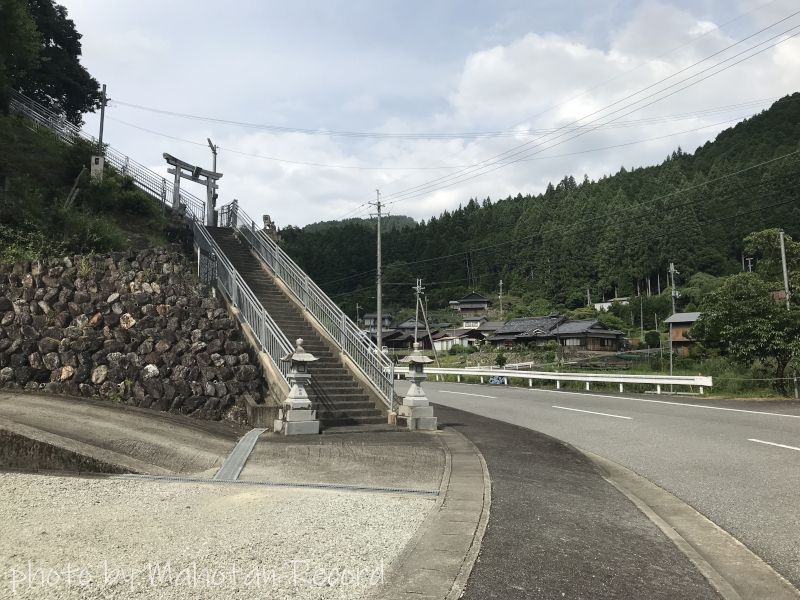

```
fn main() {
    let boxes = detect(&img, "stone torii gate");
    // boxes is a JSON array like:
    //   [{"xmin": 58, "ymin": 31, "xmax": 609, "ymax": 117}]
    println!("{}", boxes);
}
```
[{"xmin": 163, "ymin": 152, "xmax": 222, "ymax": 225}]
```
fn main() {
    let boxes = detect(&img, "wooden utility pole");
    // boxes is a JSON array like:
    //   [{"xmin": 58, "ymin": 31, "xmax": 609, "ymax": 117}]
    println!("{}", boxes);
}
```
[
  {"xmin": 355, "ymin": 303, "xmax": 362, "ymax": 327},
  {"xmin": 778, "ymin": 231, "xmax": 798, "ymax": 398},
  {"xmin": 371, "ymin": 191, "xmax": 384, "ymax": 352}
]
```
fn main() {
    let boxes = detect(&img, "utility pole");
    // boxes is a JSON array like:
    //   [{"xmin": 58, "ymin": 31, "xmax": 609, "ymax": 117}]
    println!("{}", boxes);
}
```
[
  {"xmin": 587, "ymin": 288, "xmax": 591, "ymax": 307},
  {"xmin": 370, "ymin": 191, "xmax": 383, "ymax": 352},
  {"xmin": 97, "ymin": 84, "xmax": 106, "ymax": 154},
  {"xmin": 640, "ymin": 295, "xmax": 644, "ymax": 342},
  {"xmin": 418, "ymin": 291, "xmax": 441, "ymax": 368},
  {"xmin": 778, "ymin": 231, "xmax": 798, "ymax": 398},
  {"xmin": 499, "ymin": 280, "xmax": 503, "ymax": 318},
  {"xmin": 207, "ymin": 138, "xmax": 218, "ymax": 173},
  {"xmin": 355, "ymin": 303, "xmax": 362, "ymax": 327},
  {"xmin": 413, "ymin": 279, "xmax": 424, "ymax": 343},
  {"xmin": 669, "ymin": 262, "xmax": 679, "ymax": 390}
]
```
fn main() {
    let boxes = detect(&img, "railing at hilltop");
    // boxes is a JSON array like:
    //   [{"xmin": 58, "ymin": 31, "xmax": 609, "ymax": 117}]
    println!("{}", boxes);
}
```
[
  {"xmin": 8, "ymin": 89, "xmax": 206, "ymax": 223},
  {"xmin": 220, "ymin": 201, "xmax": 395, "ymax": 408},
  {"xmin": 9, "ymin": 89, "xmax": 294, "ymax": 388}
]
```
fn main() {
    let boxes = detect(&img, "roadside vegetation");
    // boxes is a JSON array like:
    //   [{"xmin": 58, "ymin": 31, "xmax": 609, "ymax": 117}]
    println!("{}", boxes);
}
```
[{"xmin": 0, "ymin": 114, "xmax": 168, "ymax": 261}]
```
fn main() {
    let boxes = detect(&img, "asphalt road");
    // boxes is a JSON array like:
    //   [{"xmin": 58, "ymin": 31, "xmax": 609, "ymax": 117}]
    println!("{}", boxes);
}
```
[
  {"xmin": 435, "ymin": 404, "xmax": 720, "ymax": 600},
  {"xmin": 426, "ymin": 381, "xmax": 800, "ymax": 589}
]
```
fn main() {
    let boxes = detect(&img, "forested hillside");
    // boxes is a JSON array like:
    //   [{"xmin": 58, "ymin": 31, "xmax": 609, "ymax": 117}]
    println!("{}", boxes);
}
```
[
  {"xmin": 281, "ymin": 94, "xmax": 800, "ymax": 315},
  {"xmin": 300, "ymin": 214, "xmax": 417, "ymax": 234}
]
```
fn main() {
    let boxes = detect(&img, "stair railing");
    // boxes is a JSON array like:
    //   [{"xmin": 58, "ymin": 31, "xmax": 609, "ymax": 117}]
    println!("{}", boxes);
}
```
[
  {"xmin": 9, "ymin": 89, "xmax": 295, "ymax": 388},
  {"xmin": 8, "ymin": 89, "xmax": 206, "ymax": 223},
  {"xmin": 220, "ymin": 201, "xmax": 395, "ymax": 407},
  {"xmin": 190, "ymin": 219, "xmax": 294, "ymax": 384}
]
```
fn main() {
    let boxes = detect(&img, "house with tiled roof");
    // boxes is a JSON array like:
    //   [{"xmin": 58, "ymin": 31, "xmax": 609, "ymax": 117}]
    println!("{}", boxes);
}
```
[{"xmin": 487, "ymin": 313, "xmax": 623, "ymax": 351}]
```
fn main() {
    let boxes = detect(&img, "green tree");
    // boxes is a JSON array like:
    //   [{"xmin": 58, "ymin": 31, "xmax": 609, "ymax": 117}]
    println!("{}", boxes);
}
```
[
  {"xmin": 17, "ymin": 0, "xmax": 101, "ymax": 124},
  {"xmin": 495, "ymin": 353, "xmax": 507, "ymax": 368},
  {"xmin": 692, "ymin": 273, "xmax": 800, "ymax": 396},
  {"xmin": 0, "ymin": 0, "xmax": 41, "ymax": 110}
]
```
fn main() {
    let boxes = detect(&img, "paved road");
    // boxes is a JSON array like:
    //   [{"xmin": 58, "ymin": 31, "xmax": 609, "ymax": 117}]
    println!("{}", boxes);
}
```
[
  {"xmin": 434, "ymin": 404, "xmax": 719, "ymax": 600},
  {"xmin": 427, "ymin": 382, "xmax": 800, "ymax": 589}
]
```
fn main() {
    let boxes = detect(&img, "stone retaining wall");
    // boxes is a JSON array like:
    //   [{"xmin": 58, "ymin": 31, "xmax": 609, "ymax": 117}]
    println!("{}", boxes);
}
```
[{"xmin": 0, "ymin": 245, "xmax": 265, "ymax": 424}]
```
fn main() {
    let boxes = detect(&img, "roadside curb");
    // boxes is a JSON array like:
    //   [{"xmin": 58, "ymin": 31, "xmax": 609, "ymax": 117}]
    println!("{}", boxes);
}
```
[
  {"xmin": 375, "ymin": 427, "xmax": 491, "ymax": 600},
  {"xmin": 582, "ymin": 449, "xmax": 800, "ymax": 600}
]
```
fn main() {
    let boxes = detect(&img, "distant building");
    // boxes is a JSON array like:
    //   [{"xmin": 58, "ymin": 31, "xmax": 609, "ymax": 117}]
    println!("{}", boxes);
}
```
[
  {"xmin": 451, "ymin": 292, "xmax": 492, "ymax": 316},
  {"xmin": 663, "ymin": 312, "xmax": 702, "ymax": 355},
  {"xmin": 594, "ymin": 297, "xmax": 630, "ymax": 312},
  {"xmin": 476, "ymin": 321, "xmax": 504, "ymax": 336},
  {"xmin": 363, "ymin": 313, "xmax": 392, "ymax": 333},
  {"xmin": 432, "ymin": 328, "xmax": 485, "ymax": 352},
  {"xmin": 487, "ymin": 312, "xmax": 624, "ymax": 351},
  {"xmin": 463, "ymin": 316, "xmax": 487, "ymax": 329}
]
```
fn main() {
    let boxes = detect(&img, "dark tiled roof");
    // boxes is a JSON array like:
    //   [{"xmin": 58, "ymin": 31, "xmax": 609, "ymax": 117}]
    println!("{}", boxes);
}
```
[
  {"xmin": 477, "ymin": 321, "xmax": 504, "ymax": 331},
  {"xmin": 459, "ymin": 292, "xmax": 490, "ymax": 303}
]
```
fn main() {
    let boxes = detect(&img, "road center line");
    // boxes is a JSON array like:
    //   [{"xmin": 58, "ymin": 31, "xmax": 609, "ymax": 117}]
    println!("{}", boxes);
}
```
[
  {"xmin": 748, "ymin": 439, "xmax": 800, "ymax": 452},
  {"xmin": 536, "ymin": 389, "xmax": 800, "ymax": 419},
  {"xmin": 437, "ymin": 390, "xmax": 497, "ymax": 399},
  {"xmin": 552, "ymin": 406, "xmax": 632, "ymax": 420}
]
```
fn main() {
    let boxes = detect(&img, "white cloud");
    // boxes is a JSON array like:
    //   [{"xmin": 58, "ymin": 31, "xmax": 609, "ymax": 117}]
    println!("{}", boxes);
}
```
[{"xmin": 68, "ymin": 1, "xmax": 800, "ymax": 229}]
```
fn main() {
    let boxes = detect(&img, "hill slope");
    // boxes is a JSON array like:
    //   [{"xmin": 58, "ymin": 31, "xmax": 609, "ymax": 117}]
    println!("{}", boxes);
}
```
[{"xmin": 281, "ymin": 94, "xmax": 800, "ymax": 313}]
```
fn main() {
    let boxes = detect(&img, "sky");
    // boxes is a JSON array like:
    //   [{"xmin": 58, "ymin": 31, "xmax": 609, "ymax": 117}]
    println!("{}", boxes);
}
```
[{"xmin": 64, "ymin": 0, "xmax": 800, "ymax": 228}]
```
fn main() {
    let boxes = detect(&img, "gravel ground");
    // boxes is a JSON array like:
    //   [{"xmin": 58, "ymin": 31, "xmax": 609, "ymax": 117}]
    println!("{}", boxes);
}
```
[{"xmin": 0, "ymin": 473, "xmax": 434, "ymax": 599}]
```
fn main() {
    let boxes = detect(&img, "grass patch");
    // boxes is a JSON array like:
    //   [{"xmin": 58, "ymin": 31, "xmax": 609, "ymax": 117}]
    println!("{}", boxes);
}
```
[{"xmin": 0, "ymin": 112, "xmax": 169, "ymax": 260}]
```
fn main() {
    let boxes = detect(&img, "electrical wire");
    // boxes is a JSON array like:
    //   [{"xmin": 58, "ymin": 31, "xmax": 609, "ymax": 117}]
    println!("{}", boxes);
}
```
[
  {"xmin": 316, "ymin": 151, "xmax": 799, "ymax": 288},
  {"xmin": 368, "ymin": 21, "xmax": 800, "ymax": 211}
]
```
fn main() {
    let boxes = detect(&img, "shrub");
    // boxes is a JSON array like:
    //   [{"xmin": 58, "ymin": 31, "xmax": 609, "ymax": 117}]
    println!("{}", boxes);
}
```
[
  {"xmin": 644, "ymin": 330, "xmax": 661, "ymax": 349},
  {"xmin": 496, "ymin": 353, "xmax": 507, "ymax": 368}
]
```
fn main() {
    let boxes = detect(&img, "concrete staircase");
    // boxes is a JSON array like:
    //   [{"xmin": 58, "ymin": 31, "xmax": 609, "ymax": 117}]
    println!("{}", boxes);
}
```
[{"xmin": 207, "ymin": 227, "xmax": 386, "ymax": 429}]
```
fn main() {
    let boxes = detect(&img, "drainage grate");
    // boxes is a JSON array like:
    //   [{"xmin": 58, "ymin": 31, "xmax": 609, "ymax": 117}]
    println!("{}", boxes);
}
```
[{"xmin": 115, "ymin": 474, "xmax": 439, "ymax": 496}]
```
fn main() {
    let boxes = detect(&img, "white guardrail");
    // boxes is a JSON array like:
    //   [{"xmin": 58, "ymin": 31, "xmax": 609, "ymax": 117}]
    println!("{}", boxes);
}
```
[
  {"xmin": 394, "ymin": 367, "xmax": 713, "ymax": 394},
  {"xmin": 220, "ymin": 201, "xmax": 395, "ymax": 407},
  {"xmin": 10, "ymin": 89, "xmax": 295, "ymax": 387},
  {"xmin": 8, "ymin": 89, "xmax": 206, "ymax": 223}
]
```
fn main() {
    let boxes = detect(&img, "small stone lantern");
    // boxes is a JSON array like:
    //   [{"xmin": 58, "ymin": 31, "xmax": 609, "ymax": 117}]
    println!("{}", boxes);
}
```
[
  {"xmin": 397, "ymin": 342, "xmax": 437, "ymax": 430},
  {"xmin": 275, "ymin": 338, "xmax": 320, "ymax": 435}
]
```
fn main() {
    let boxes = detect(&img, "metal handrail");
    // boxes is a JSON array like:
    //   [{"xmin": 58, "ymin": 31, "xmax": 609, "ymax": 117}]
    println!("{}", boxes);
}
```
[
  {"xmin": 8, "ymin": 89, "xmax": 206, "ymax": 223},
  {"xmin": 9, "ymin": 89, "xmax": 294, "ymax": 387},
  {"xmin": 220, "ymin": 201, "xmax": 395, "ymax": 407},
  {"xmin": 191, "ymin": 221, "xmax": 294, "ymax": 384}
]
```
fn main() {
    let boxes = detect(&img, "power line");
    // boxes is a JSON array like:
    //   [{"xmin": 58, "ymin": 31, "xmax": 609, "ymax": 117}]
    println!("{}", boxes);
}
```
[
  {"xmin": 327, "ymin": 0, "xmax": 783, "ymax": 218},
  {"xmin": 370, "ymin": 18, "xmax": 800, "ymax": 209},
  {"xmin": 106, "ymin": 103, "xmax": 774, "ymax": 171},
  {"xmin": 316, "ymin": 151, "xmax": 799, "ymax": 288}
]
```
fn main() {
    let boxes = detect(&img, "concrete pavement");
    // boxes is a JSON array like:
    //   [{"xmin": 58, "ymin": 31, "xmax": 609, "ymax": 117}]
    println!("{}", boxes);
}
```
[{"xmin": 426, "ymin": 381, "xmax": 800, "ymax": 591}]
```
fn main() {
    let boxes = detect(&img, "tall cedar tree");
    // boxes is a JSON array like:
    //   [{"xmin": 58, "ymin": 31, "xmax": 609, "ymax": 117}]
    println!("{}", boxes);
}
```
[{"xmin": 15, "ymin": 0, "xmax": 101, "ymax": 125}]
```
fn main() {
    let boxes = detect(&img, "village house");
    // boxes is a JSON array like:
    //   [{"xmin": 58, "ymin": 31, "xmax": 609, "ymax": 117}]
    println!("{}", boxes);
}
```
[
  {"xmin": 663, "ymin": 312, "xmax": 701, "ymax": 355},
  {"xmin": 487, "ymin": 313, "xmax": 624, "ymax": 351},
  {"xmin": 450, "ymin": 292, "xmax": 492, "ymax": 316},
  {"xmin": 363, "ymin": 313, "xmax": 392, "ymax": 333}
]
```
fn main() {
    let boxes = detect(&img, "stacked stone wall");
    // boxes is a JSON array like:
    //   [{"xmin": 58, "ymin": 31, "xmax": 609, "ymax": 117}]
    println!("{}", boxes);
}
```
[{"xmin": 0, "ymin": 244, "xmax": 263, "ymax": 424}]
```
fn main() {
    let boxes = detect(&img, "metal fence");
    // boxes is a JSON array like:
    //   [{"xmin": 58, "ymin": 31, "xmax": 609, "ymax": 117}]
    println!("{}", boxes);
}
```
[
  {"xmin": 10, "ymin": 89, "xmax": 294, "ymax": 387},
  {"xmin": 8, "ymin": 89, "xmax": 206, "ymax": 223},
  {"xmin": 220, "ymin": 201, "xmax": 395, "ymax": 407}
]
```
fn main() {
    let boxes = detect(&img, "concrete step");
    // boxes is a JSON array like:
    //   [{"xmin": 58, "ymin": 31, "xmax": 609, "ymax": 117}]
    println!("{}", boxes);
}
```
[
  {"xmin": 320, "ymin": 415, "xmax": 388, "ymax": 427},
  {"xmin": 317, "ymin": 408, "xmax": 383, "ymax": 420}
]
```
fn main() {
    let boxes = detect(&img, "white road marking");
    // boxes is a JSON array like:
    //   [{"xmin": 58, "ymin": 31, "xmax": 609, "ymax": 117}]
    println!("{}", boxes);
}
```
[
  {"xmin": 552, "ymin": 406, "xmax": 632, "ymax": 420},
  {"xmin": 748, "ymin": 439, "xmax": 800, "ymax": 452},
  {"xmin": 436, "ymin": 390, "xmax": 497, "ymax": 399},
  {"xmin": 533, "ymin": 389, "xmax": 800, "ymax": 419}
]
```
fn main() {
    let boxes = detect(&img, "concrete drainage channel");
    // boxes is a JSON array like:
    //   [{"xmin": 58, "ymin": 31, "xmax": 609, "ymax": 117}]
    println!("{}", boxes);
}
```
[{"xmin": 115, "ymin": 474, "xmax": 440, "ymax": 496}]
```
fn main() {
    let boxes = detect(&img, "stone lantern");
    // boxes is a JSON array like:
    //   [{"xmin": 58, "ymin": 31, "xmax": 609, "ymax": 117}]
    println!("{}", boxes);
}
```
[
  {"xmin": 275, "ymin": 338, "xmax": 320, "ymax": 435},
  {"xmin": 397, "ymin": 342, "xmax": 437, "ymax": 430}
]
